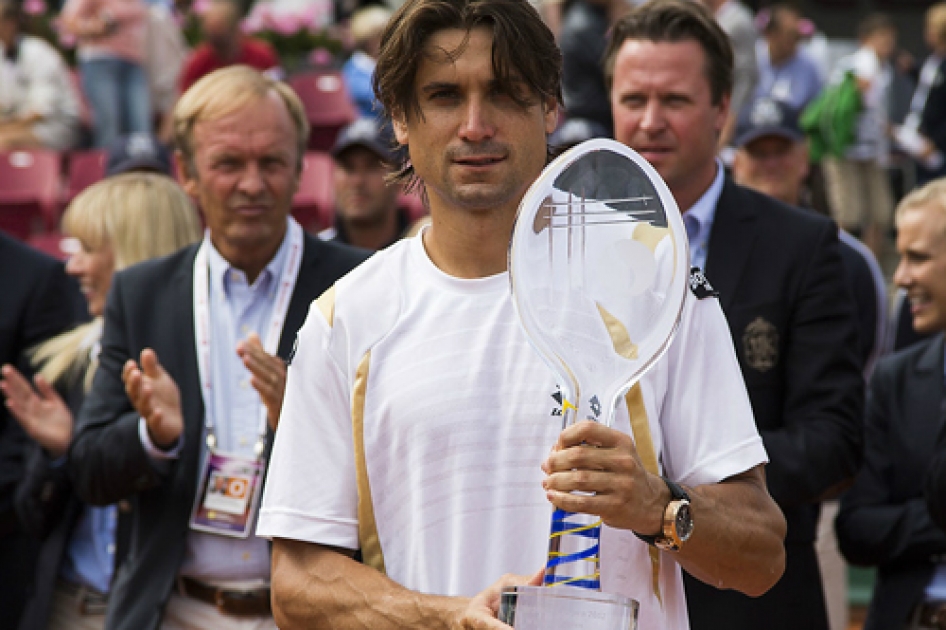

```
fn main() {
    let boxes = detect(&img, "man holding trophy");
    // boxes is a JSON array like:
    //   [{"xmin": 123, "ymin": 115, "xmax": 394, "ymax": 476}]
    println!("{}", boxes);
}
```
[{"xmin": 257, "ymin": 0, "xmax": 786, "ymax": 627}]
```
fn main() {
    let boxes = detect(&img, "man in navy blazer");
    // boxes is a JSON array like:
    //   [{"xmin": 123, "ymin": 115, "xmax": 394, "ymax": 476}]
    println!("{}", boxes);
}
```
[
  {"xmin": 69, "ymin": 67, "xmax": 367, "ymax": 630},
  {"xmin": 837, "ymin": 179, "xmax": 946, "ymax": 630},
  {"xmin": 605, "ymin": 2, "xmax": 863, "ymax": 629},
  {"xmin": 0, "ymin": 233, "xmax": 83, "ymax": 629}
]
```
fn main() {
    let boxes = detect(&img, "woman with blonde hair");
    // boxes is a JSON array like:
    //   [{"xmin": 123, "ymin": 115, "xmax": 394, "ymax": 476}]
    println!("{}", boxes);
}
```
[{"xmin": 0, "ymin": 172, "xmax": 201, "ymax": 630}]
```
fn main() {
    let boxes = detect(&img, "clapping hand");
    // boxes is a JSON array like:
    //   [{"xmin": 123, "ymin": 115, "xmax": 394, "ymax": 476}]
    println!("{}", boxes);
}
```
[
  {"xmin": 123, "ymin": 349, "xmax": 184, "ymax": 449},
  {"xmin": 236, "ymin": 333, "xmax": 286, "ymax": 431},
  {"xmin": 0, "ymin": 364, "xmax": 73, "ymax": 458}
]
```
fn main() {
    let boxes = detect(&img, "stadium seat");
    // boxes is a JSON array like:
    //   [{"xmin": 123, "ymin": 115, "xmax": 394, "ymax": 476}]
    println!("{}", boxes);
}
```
[
  {"xmin": 288, "ymin": 71, "xmax": 357, "ymax": 152},
  {"xmin": 398, "ymin": 190, "xmax": 427, "ymax": 222},
  {"xmin": 0, "ymin": 150, "xmax": 64, "ymax": 240},
  {"xmin": 292, "ymin": 151, "xmax": 335, "ymax": 232},
  {"xmin": 65, "ymin": 149, "xmax": 107, "ymax": 205}
]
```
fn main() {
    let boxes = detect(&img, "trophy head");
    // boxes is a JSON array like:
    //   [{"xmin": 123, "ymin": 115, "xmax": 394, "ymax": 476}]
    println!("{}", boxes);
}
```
[{"xmin": 509, "ymin": 139, "xmax": 689, "ymax": 425}]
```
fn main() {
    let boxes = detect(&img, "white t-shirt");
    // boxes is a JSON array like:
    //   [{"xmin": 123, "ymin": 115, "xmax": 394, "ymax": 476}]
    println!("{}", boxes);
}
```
[
  {"xmin": 258, "ymin": 232, "xmax": 767, "ymax": 630},
  {"xmin": 0, "ymin": 36, "xmax": 81, "ymax": 150}
]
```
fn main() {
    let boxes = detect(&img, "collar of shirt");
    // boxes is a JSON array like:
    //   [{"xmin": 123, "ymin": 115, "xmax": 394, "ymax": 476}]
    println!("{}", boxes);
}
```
[
  {"xmin": 205, "ymin": 222, "xmax": 292, "ymax": 302},
  {"xmin": 202, "ymin": 220, "xmax": 292, "ymax": 454},
  {"xmin": 682, "ymin": 160, "xmax": 725, "ymax": 270}
]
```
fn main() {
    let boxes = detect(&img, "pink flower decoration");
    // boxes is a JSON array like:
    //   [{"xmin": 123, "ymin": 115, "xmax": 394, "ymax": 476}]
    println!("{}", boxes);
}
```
[
  {"xmin": 23, "ymin": 0, "xmax": 46, "ymax": 15},
  {"xmin": 309, "ymin": 47, "xmax": 333, "ymax": 67},
  {"xmin": 270, "ymin": 13, "xmax": 299, "ymax": 36}
]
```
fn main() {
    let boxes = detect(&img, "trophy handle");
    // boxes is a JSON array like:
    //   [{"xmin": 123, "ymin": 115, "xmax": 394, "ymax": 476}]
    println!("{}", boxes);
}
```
[{"xmin": 544, "ymin": 508, "xmax": 602, "ymax": 589}]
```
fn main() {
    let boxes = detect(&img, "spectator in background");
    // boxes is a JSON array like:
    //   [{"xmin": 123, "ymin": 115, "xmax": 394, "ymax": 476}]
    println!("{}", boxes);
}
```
[
  {"xmin": 67, "ymin": 66, "xmax": 366, "ymax": 630},
  {"xmin": 606, "ymin": 2, "xmax": 863, "ymax": 628},
  {"xmin": 0, "ymin": 234, "xmax": 83, "ymax": 629},
  {"xmin": 342, "ymin": 6, "xmax": 390, "ymax": 120},
  {"xmin": 822, "ymin": 13, "xmax": 896, "ymax": 259},
  {"xmin": 892, "ymin": 3, "xmax": 946, "ymax": 186},
  {"xmin": 60, "ymin": 0, "xmax": 152, "ymax": 148},
  {"xmin": 836, "ymin": 179, "xmax": 946, "ymax": 630},
  {"xmin": 698, "ymin": 0, "xmax": 757, "ymax": 147},
  {"xmin": 732, "ymin": 96, "xmax": 887, "ymax": 378},
  {"xmin": 178, "ymin": 0, "xmax": 280, "ymax": 95},
  {"xmin": 560, "ymin": 0, "xmax": 626, "ymax": 136},
  {"xmin": 144, "ymin": 0, "xmax": 188, "ymax": 144},
  {"xmin": 320, "ymin": 118, "xmax": 410, "ymax": 250},
  {"xmin": 731, "ymin": 97, "xmax": 886, "ymax": 630},
  {"xmin": 104, "ymin": 132, "xmax": 171, "ymax": 177},
  {"xmin": 754, "ymin": 4, "xmax": 822, "ymax": 114},
  {"xmin": 4, "ymin": 173, "xmax": 201, "ymax": 630},
  {"xmin": 0, "ymin": 0, "xmax": 81, "ymax": 151},
  {"xmin": 342, "ymin": 6, "xmax": 391, "ymax": 120}
]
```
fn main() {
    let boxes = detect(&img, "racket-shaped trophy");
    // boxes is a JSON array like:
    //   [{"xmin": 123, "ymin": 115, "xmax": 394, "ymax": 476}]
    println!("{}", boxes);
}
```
[{"xmin": 500, "ymin": 139, "xmax": 689, "ymax": 629}]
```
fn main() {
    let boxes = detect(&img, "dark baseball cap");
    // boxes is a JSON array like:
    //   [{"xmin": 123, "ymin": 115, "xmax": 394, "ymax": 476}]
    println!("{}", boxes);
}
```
[
  {"xmin": 331, "ymin": 118, "xmax": 395, "ymax": 163},
  {"xmin": 105, "ymin": 133, "xmax": 172, "ymax": 177},
  {"xmin": 734, "ymin": 97, "xmax": 804, "ymax": 148}
]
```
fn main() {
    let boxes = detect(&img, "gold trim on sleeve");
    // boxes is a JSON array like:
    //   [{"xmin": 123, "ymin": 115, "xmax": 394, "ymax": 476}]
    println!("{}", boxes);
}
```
[
  {"xmin": 315, "ymin": 285, "xmax": 337, "ymax": 327},
  {"xmin": 352, "ymin": 350, "xmax": 385, "ymax": 574}
]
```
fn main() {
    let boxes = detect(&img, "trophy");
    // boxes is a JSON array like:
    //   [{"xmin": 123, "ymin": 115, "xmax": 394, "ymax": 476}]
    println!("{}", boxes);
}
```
[{"xmin": 502, "ymin": 139, "xmax": 689, "ymax": 629}]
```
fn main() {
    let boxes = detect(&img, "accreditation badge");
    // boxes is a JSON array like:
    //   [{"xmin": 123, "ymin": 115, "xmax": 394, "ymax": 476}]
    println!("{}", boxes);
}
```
[{"xmin": 189, "ymin": 450, "xmax": 265, "ymax": 538}]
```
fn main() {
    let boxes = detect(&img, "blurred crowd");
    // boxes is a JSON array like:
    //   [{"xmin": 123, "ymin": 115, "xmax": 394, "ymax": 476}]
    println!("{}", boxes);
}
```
[{"xmin": 2, "ymin": 0, "xmax": 946, "ymax": 629}]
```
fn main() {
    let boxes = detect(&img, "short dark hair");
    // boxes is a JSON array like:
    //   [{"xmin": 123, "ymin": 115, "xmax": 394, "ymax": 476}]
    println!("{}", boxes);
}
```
[
  {"xmin": 764, "ymin": 3, "xmax": 800, "ymax": 35},
  {"xmin": 857, "ymin": 13, "xmax": 895, "ymax": 41},
  {"xmin": 373, "ymin": 0, "xmax": 562, "ymax": 188},
  {"xmin": 603, "ymin": 0, "xmax": 733, "ymax": 106}
]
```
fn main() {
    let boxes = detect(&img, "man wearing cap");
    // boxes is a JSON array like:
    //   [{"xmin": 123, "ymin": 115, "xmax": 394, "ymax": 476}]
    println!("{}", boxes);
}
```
[
  {"xmin": 733, "ymin": 96, "xmax": 887, "ymax": 376},
  {"xmin": 732, "ymin": 95, "xmax": 886, "ymax": 630},
  {"xmin": 105, "ymin": 133, "xmax": 172, "ymax": 177},
  {"xmin": 321, "ymin": 118, "xmax": 412, "ymax": 251},
  {"xmin": 606, "ymin": 2, "xmax": 863, "ymax": 629}
]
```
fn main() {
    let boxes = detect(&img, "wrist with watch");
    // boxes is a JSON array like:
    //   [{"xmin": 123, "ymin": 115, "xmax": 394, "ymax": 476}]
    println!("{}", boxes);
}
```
[{"xmin": 634, "ymin": 477, "xmax": 694, "ymax": 552}]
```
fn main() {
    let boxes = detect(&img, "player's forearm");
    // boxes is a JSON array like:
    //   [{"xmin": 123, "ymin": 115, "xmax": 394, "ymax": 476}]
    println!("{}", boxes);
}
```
[
  {"xmin": 674, "ymin": 465, "xmax": 786, "ymax": 597},
  {"xmin": 271, "ymin": 538, "xmax": 467, "ymax": 629}
]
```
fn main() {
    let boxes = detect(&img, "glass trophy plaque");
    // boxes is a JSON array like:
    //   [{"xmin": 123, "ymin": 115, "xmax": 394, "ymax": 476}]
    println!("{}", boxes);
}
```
[{"xmin": 505, "ymin": 138, "xmax": 689, "ymax": 629}]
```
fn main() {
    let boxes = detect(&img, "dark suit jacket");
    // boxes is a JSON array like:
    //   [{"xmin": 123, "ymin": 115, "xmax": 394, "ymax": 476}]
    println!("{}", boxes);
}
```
[
  {"xmin": 926, "ymin": 426, "xmax": 946, "ymax": 534},
  {"xmin": 837, "ymin": 335, "xmax": 946, "ymax": 630},
  {"xmin": 14, "ymin": 375, "xmax": 134, "ymax": 630},
  {"xmin": 0, "ymin": 232, "xmax": 83, "ymax": 629},
  {"xmin": 683, "ymin": 180, "xmax": 864, "ymax": 630},
  {"xmin": 69, "ymin": 234, "xmax": 367, "ymax": 630}
]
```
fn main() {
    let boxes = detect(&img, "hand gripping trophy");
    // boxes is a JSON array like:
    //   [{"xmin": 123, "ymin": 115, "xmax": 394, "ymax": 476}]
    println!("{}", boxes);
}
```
[{"xmin": 502, "ymin": 139, "xmax": 690, "ymax": 629}]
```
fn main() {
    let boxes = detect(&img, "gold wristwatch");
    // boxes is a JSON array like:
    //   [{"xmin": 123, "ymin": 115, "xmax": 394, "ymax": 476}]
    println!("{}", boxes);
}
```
[{"xmin": 634, "ymin": 477, "xmax": 694, "ymax": 552}]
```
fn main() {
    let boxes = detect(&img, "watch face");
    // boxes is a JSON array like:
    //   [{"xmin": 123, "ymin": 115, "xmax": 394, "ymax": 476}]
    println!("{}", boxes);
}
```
[{"xmin": 675, "ymin": 503, "xmax": 694, "ymax": 542}]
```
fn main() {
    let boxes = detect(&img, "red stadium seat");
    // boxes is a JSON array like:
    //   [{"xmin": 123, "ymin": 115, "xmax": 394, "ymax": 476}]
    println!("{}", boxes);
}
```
[
  {"xmin": 398, "ymin": 190, "xmax": 427, "ymax": 222},
  {"xmin": 288, "ymin": 71, "xmax": 357, "ymax": 152},
  {"xmin": 0, "ymin": 150, "xmax": 64, "ymax": 240},
  {"xmin": 292, "ymin": 151, "xmax": 335, "ymax": 232},
  {"xmin": 65, "ymin": 149, "xmax": 107, "ymax": 205}
]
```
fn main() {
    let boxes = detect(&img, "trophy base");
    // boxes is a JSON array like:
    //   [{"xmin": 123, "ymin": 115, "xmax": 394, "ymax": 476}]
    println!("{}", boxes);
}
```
[{"xmin": 498, "ymin": 585, "xmax": 639, "ymax": 630}]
